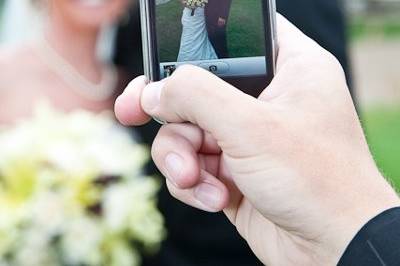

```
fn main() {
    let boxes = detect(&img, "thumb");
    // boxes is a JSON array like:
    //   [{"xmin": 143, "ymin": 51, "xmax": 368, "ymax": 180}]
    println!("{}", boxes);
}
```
[{"xmin": 141, "ymin": 65, "xmax": 263, "ymax": 142}]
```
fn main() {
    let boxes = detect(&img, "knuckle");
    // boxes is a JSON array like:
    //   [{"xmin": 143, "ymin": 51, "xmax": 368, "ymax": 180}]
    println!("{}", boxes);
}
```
[
  {"xmin": 156, "ymin": 124, "xmax": 171, "ymax": 138},
  {"xmin": 287, "ymin": 50, "xmax": 346, "ymax": 87},
  {"xmin": 315, "ymin": 51, "xmax": 345, "ymax": 78},
  {"xmin": 171, "ymin": 64, "xmax": 210, "ymax": 84},
  {"xmin": 316, "ymin": 51, "xmax": 344, "ymax": 76},
  {"xmin": 164, "ymin": 64, "xmax": 212, "ymax": 103},
  {"xmin": 170, "ymin": 64, "xmax": 202, "ymax": 86},
  {"xmin": 164, "ymin": 66, "xmax": 196, "ymax": 99},
  {"xmin": 318, "ymin": 53, "xmax": 347, "ymax": 89},
  {"xmin": 151, "ymin": 126, "xmax": 171, "ymax": 155},
  {"xmin": 174, "ymin": 64, "xmax": 199, "ymax": 75},
  {"xmin": 151, "ymin": 126, "xmax": 172, "ymax": 156}
]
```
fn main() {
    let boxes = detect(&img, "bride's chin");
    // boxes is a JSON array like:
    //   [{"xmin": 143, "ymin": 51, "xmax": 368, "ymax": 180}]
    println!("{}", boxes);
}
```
[
  {"xmin": 71, "ymin": 0, "xmax": 112, "ymax": 8},
  {"xmin": 67, "ymin": 0, "xmax": 119, "ymax": 15},
  {"xmin": 59, "ymin": 0, "xmax": 125, "ymax": 26}
]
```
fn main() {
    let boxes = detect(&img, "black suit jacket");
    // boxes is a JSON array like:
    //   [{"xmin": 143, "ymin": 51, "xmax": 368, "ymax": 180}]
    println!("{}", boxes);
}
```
[
  {"xmin": 339, "ymin": 207, "xmax": 400, "ymax": 266},
  {"xmin": 114, "ymin": 1, "xmax": 352, "ymax": 265},
  {"xmin": 204, "ymin": 0, "xmax": 232, "ymax": 58},
  {"xmin": 205, "ymin": 0, "xmax": 232, "ymax": 25}
]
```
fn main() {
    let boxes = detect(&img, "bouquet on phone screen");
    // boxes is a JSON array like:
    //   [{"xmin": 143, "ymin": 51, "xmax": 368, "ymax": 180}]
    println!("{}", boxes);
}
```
[{"xmin": 182, "ymin": 0, "xmax": 209, "ymax": 15}]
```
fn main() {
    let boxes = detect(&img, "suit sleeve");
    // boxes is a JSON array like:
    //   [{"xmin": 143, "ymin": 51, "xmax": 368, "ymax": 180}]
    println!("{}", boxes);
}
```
[
  {"xmin": 338, "ymin": 207, "xmax": 400, "ymax": 266},
  {"xmin": 219, "ymin": 0, "xmax": 232, "ymax": 20}
]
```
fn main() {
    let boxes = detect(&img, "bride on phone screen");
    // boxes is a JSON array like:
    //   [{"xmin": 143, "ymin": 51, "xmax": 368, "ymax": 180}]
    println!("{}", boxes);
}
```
[{"xmin": 177, "ymin": 0, "xmax": 218, "ymax": 62}]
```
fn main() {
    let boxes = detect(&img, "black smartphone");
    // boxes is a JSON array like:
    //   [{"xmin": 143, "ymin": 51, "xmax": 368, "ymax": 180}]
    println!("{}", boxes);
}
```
[{"xmin": 139, "ymin": 0, "xmax": 277, "ymax": 97}]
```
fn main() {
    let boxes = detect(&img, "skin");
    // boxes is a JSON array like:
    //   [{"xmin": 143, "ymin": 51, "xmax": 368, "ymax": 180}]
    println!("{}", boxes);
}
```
[
  {"xmin": 0, "ymin": 0, "xmax": 129, "ymax": 124},
  {"xmin": 115, "ymin": 15, "xmax": 400, "ymax": 265},
  {"xmin": 217, "ymin": 17, "xmax": 226, "ymax": 27}
]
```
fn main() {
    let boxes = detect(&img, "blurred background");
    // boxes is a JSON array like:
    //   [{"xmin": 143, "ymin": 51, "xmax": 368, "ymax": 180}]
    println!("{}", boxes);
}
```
[
  {"xmin": 0, "ymin": 0, "xmax": 399, "ymax": 265},
  {"xmin": 346, "ymin": 0, "xmax": 400, "ymax": 187}
]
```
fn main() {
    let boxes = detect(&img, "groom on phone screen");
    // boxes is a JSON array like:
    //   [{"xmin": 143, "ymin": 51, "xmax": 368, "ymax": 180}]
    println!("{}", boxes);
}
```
[{"xmin": 205, "ymin": 0, "xmax": 232, "ymax": 58}]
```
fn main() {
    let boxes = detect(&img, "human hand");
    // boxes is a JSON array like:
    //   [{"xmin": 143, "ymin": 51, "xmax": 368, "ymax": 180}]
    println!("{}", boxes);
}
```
[
  {"xmin": 218, "ymin": 17, "xmax": 226, "ymax": 27},
  {"xmin": 114, "ymin": 15, "xmax": 400, "ymax": 265}
]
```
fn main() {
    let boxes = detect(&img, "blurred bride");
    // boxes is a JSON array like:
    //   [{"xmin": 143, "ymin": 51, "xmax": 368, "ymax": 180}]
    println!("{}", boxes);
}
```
[{"xmin": 0, "ymin": 0, "xmax": 130, "ymax": 124}]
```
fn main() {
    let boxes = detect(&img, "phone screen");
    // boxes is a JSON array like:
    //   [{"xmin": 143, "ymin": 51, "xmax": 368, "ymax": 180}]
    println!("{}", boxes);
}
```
[{"xmin": 154, "ymin": 0, "xmax": 273, "ymax": 82}]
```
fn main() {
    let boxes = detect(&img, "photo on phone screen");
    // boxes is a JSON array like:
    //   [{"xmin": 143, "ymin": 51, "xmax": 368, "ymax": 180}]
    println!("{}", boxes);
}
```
[
  {"xmin": 141, "ymin": 0, "xmax": 276, "ymax": 96},
  {"xmin": 156, "ymin": 0, "xmax": 271, "ymax": 79}
]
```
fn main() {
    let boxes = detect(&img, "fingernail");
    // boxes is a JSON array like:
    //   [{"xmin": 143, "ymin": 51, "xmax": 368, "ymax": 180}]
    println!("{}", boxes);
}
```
[
  {"xmin": 142, "ymin": 81, "xmax": 163, "ymax": 112},
  {"xmin": 165, "ymin": 153, "xmax": 184, "ymax": 186},
  {"xmin": 194, "ymin": 183, "xmax": 222, "ymax": 210}
]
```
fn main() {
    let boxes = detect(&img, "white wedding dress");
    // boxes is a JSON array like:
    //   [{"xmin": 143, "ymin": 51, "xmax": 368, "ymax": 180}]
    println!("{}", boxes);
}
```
[
  {"xmin": 177, "ymin": 7, "xmax": 218, "ymax": 62},
  {"xmin": 0, "ymin": 0, "xmax": 115, "ymax": 62}
]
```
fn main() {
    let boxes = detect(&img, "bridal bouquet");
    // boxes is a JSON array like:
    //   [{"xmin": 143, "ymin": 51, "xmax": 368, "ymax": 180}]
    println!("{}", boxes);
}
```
[
  {"xmin": 0, "ymin": 104, "xmax": 165, "ymax": 266},
  {"xmin": 183, "ymin": 0, "xmax": 208, "ymax": 14}
]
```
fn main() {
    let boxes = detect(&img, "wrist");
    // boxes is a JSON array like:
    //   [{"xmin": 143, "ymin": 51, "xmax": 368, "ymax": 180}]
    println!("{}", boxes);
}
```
[
  {"xmin": 338, "ymin": 207, "xmax": 400, "ymax": 265},
  {"xmin": 327, "ymin": 173, "xmax": 400, "ymax": 265}
]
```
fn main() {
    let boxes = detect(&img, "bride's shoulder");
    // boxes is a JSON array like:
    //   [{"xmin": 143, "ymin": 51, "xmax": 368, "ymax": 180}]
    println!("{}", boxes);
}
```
[
  {"xmin": 0, "ymin": 44, "xmax": 42, "ymax": 123},
  {"xmin": 0, "ymin": 46, "xmax": 18, "ymax": 90},
  {"xmin": 0, "ymin": 44, "xmax": 36, "ymax": 68},
  {"xmin": 0, "ymin": 45, "xmax": 24, "ymax": 73},
  {"xmin": 0, "ymin": 44, "xmax": 39, "ymax": 89},
  {"xmin": 0, "ymin": 45, "xmax": 17, "ymax": 67}
]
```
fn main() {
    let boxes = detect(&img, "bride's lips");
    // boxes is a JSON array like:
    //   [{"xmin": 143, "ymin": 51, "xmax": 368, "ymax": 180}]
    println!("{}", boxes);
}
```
[{"xmin": 72, "ymin": 0, "xmax": 112, "ymax": 8}]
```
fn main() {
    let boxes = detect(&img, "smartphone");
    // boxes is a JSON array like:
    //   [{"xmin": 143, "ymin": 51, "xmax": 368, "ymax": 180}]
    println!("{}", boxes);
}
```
[{"xmin": 139, "ymin": 0, "xmax": 277, "ymax": 97}]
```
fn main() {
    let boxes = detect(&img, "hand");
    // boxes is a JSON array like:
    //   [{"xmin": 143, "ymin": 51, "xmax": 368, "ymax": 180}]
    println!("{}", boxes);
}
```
[
  {"xmin": 114, "ymin": 15, "xmax": 399, "ymax": 265},
  {"xmin": 218, "ymin": 17, "xmax": 226, "ymax": 27}
]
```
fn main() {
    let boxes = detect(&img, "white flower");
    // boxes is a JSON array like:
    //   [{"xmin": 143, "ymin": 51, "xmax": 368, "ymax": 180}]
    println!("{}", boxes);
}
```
[
  {"xmin": 103, "ymin": 179, "xmax": 165, "ymax": 246},
  {"xmin": 109, "ymin": 240, "xmax": 140, "ymax": 266},
  {"xmin": 13, "ymin": 228, "xmax": 57, "ymax": 266},
  {"xmin": 29, "ymin": 192, "xmax": 66, "ymax": 235},
  {"xmin": 183, "ymin": 0, "xmax": 208, "ymax": 9},
  {"xmin": 103, "ymin": 183, "xmax": 133, "ymax": 231},
  {"xmin": 0, "ymin": 103, "xmax": 164, "ymax": 265},
  {"xmin": 61, "ymin": 217, "xmax": 103, "ymax": 266},
  {"xmin": 0, "ymin": 214, "xmax": 18, "ymax": 258},
  {"xmin": 82, "ymin": 125, "xmax": 148, "ymax": 176}
]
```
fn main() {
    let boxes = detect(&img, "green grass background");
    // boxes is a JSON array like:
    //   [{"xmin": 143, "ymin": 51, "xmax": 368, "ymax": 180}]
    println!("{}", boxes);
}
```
[
  {"xmin": 156, "ymin": 0, "xmax": 265, "ymax": 62},
  {"xmin": 349, "ymin": 14, "xmax": 400, "ymax": 40},
  {"xmin": 362, "ymin": 107, "xmax": 400, "ymax": 188}
]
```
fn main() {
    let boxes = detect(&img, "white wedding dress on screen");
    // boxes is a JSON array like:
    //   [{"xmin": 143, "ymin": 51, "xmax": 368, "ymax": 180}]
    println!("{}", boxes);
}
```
[{"xmin": 177, "ymin": 7, "xmax": 218, "ymax": 62}]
